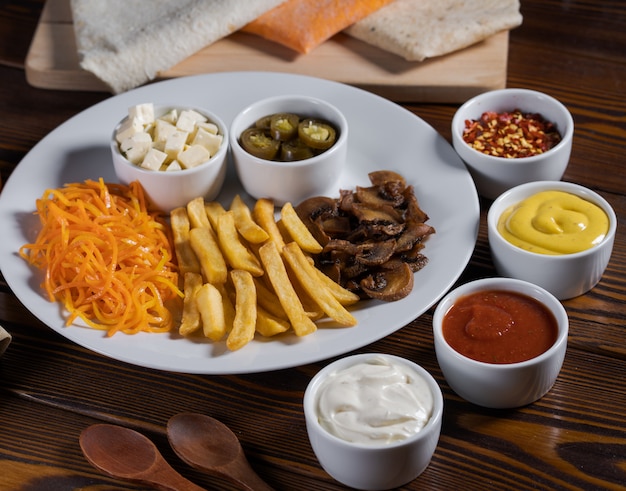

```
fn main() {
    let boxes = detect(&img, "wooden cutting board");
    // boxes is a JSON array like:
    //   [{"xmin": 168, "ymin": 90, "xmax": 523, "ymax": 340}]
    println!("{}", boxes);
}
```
[{"xmin": 25, "ymin": 0, "xmax": 509, "ymax": 102}]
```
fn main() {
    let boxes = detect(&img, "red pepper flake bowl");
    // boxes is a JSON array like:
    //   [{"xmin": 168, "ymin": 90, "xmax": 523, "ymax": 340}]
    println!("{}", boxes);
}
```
[
  {"xmin": 432, "ymin": 277, "xmax": 568, "ymax": 409},
  {"xmin": 451, "ymin": 88, "xmax": 574, "ymax": 200}
]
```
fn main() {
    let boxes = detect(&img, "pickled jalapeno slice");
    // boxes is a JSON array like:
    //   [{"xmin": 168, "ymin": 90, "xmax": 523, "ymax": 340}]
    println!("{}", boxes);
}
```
[
  {"xmin": 270, "ymin": 113, "xmax": 300, "ymax": 141},
  {"xmin": 281, "ymin": 138, "xmax": 315, "ymax": 161},
  {"xmin": 298, "ymin": 119, "xmax": 337, "ymax": 150},
  {"xmin": 240, "ymin": 112, "xmax": 339, "ymax": 161},
  {"xmin": 240, "ymin": 128, "xmax": 280, "ymax": 160},
  {"xmin": 254, "ymin": 115, "xmax": 273, "ymax": 130}
]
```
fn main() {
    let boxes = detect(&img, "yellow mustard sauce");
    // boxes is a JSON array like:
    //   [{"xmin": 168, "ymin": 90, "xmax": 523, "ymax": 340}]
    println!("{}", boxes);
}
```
[{"xmin": 497, "ymin": 190, "xmax": 609, "ymax": 254}]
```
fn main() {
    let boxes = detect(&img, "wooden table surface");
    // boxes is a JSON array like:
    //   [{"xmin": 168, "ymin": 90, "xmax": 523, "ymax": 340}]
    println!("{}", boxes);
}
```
[{"xmin": 1, "ymin": 1, "xmax": 625, "ymax": 490}]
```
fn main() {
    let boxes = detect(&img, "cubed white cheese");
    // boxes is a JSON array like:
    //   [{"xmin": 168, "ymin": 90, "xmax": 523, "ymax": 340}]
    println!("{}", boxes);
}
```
[
  {"xmin": 120, "ymin": 132, "xmax": 152, "ymax": 164},
  {"xmin": 159, "ymin": 108, "xmax": 178, "ymax": 125},
  {"xmin": 115, "ymin": 116, "xmax": 144, "ymax": 144},
  {"xmin": 153, "ymin": 119, "xmax": 177, "ymax": 144},
  {"xmin": 196, "ymin": 121, "xmax": 219, "ymax": 135},
  {"xmin": 165, "ymin": 160, "xmax": 182, "ymax": 171},
  {"xmin": 176, "ymin": 109, "xmax": 207, "ymax": 133},
  {"xmin": 178, "ymin": 144, "xmax": 211, "ymax": 169},
  {"xmin": 192, "ymin": 128, "xmax": 223, "ymax": 157},
  {"xmin": 141, "ymin": 148, "xmax": 167, "ymax": 171},
  {"xmin": 164, "ymin": 130, "xmax": 189, "ymax": 161},
  {"xmin": 128, "ymin": 103, "xmax": 155, "ymax": 125}
]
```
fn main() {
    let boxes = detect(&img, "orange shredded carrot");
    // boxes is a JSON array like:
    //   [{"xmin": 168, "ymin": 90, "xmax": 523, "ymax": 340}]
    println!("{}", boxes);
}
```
[{"xmin": 19, "ymin": 178, "xmax": 182, "ymax": 336}]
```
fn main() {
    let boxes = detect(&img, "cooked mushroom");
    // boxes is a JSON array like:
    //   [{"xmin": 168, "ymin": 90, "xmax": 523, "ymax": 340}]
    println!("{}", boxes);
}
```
[
  {"xmin": 294, "ymin": 170, "xmax": 434, "ymax": 301},
  {"xmin": 359, "ymin": 261, "xmax": 414, "ymax": 301}
]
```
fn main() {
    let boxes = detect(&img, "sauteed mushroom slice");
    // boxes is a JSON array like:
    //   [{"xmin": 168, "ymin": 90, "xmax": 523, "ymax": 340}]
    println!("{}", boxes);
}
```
[
  {"xmin": 360, "ymin": 261, "xmax": 414, "ymax": 301},
  {"xmin": 368, "ymin": 170, "xmax": 406, "ymax": 188},
  {"xmin": 295, "ymin": 196, "xmax": 337, "ymax": 245}
]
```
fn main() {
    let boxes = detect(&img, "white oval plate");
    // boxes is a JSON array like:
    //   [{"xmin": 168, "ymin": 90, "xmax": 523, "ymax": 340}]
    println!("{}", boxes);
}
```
[{"xmin": 0, "ymin": 72, "xmax": 478, "ymax": 374}]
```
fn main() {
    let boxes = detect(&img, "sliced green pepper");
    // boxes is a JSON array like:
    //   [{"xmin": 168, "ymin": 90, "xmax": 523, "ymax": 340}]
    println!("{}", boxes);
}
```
[
  {"xmin": 240, "ymin": 128, "xmax": 280, "ymax": 160},
  {"xmin": 281, "ymin": 138, "xmax": 315, "ymax": 161},
  {"xmin": 298, "ymin": 119, "xmax": 337, "ymax": 150},
  {"xmin": 270, "ymin": 113, "xmax": 300, "ymax": 141},
  {"xmin": 254, "ymin": 115, "xmax": 272, "ymax": 130}
]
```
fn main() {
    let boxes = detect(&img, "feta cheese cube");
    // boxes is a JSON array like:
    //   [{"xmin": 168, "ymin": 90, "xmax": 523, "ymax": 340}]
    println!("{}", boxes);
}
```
[
  {"xmin": 192, "ymin": 128, "xmax": 223, "ymax": 157},
  {"xmin": 165, "ymin": 160, "xmax": 182, "ymax": 171},
  {"xmin": 196, "ymin": 121, "xmax": 219, "ymax": 135},
  {"xmin": 120, "ymin": 132, "xmax": 152, "ymax": 164},
  {"xmin": 159, "ymin": 108, "xmax": 178, "ymax": 125},
  {"xmin": 128, "ymin": 103, "xmax": 155, "ymax": 125},
  {"xmin": 176, "ymin": 109, "xmax": 207, "ymax": 133},
  {"xmin": 178, "ymin": 144, "xmax": 210, "ymax": 169},
  {"xmin": 153, "ymin": 119, "xmax": 177, "ymax": 144},
  {"xmin": 164, "ymin": 130, "xmax": 189, "ymax": 161},
  {"xmin": 115, "ymin": 116, "xmax": 144, "ymax": 143},
  {"xmin": 141, "ymin": 148, "xmax": 167, "ymax": 171}
]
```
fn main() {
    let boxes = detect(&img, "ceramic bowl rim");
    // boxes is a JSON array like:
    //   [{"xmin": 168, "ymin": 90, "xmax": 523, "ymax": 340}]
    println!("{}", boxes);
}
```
[
  {"xmin": 433, "ymin": 277, "xmax": 569, "ymax": 369},
  {"xmin": 111, "ymin": 103, "xmax": 229, "ymax": 177},
  {"xmin": 451, "ymin": 88, "xmax": 574, "ymax": 163},
  {"xmin": 229, "ymin": 94, "xmax": 348, "ymax": 169},
  {"xmin": 303, "ymin": 352, "xmax": 443, "ymax": 449},
  {"xmin": 487, "ymin": 180, "xmax": 617, "ymax": 260}
]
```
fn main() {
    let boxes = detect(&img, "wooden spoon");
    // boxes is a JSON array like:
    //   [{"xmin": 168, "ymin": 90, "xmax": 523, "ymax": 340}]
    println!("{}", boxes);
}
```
[
  {"xmin": 80, "ymin": 423, "xmax": 206, "ymax": 491},
  {"xmin": 167, "ymin": 412, "xmax": 274, "ymax": 491}
]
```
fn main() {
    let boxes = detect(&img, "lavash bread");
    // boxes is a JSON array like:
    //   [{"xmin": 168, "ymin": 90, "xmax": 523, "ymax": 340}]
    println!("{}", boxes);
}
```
[
  {"xmin": 345, "ymin": 0, "xmax": 523, "ymax": 62},
  {"xmin": 243, "ymin": 0, "xmax": 394, "ymax": 54},
  {"xmin": 71, "ymin": 0, "xmax": 286, "ymax": 93}
]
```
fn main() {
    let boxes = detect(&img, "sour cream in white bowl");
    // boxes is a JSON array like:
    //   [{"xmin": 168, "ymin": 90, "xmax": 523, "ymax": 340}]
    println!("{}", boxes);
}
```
[{"xmin": 303, "ymin": 353, "xmax": 443, "ymax": 490}]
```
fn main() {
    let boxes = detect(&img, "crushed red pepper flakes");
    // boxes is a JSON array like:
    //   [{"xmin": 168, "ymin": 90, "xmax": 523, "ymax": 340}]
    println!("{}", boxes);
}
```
[{"xmin": 462, "ymin": 109, "xmax": 562, "ymax": 158}]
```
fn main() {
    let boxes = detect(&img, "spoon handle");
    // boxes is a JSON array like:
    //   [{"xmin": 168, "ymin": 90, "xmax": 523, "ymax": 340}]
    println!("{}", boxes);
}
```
[
  {"xmin": 152, "ymin": 470, "xmax": 207, "ymax": 491},
  {"xmin": 229, "ymin": 460, "xmax": 275, "ymax": 491}
]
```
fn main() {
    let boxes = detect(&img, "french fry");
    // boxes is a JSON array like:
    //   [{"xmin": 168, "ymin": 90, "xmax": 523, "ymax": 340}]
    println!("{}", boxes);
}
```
[
  {"xmin": 189, "ymin": 226, "xmax": 228, "ymax": 285},
  {"xmin": 170, "ymin": 207, "xmax": 201, "ymax": 275},
  {"xmin": 283, "ymin": 241, "xmax": 357, "ymax": 326},
  {"xmin": 230, "ymin": 194, "xmax": 269, "ymax": 244},
  {"xmin": 280, "ymin": 202, "xmax": 323, "ymax": 253},
  {"xmin": 217, "ymin": 211, "xmax": 264, "ymax": 276},
  {"xmin": 253, "ymin": 198, "xmax": 286, "ymax": 250},
  {"xmin": 187, "ymin": 196, "xmax": 212, "ymax": 229},
  {"xmin": 227, "ymin": 269, "xmax": 257, "ymax": 351},
  {"xmin": 256, "ymin": 306, "xmax": 290, "ymax": 337},
  {"xmin": 196, "ymin": 282, "xmax": 226, "ymax": 341},
  {"xmin": 253, "ymin": 277, "xmax": 289, "ymax": 321},
  {"xmin": 204, "ymin": 200, "xmax": 227, "ymax": 230},
  {"xmin": 178, "ymin": 272, "xmax": 203, "ymax": 335},
  {"xmin": 259, "ymin": 241, "xmax": 317, "ymax": 337},
  {"xmin": 216, "ymin": 282, "xmax": 236, "ymax": 332},
  {"xmin": 311, "ymin": 264, "xmax": 361, "ymax": 306}
]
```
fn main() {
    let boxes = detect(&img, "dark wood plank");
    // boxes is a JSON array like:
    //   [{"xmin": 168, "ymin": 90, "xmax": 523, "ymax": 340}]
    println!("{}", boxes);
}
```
[{"xmin": 0, "ymin": 0, "xmax": 625, "ymax": 489}]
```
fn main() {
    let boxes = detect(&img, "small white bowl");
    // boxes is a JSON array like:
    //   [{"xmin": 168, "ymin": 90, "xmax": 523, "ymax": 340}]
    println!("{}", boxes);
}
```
[
  {"xmin": 111, "ymin": 104, "xmax": 228, "ymax": 213},
  {"xmin": 451, "ymin": 88, "xmax": 574, "ymax": 200},
  {"xmin": 488, "ymin": 180, "xmax": 616, "ymax": 300},
  {"xmin": 433, "ymin": 277, "xmax": 568, "ymax": 409},
  {"xmin": 303, "ymin": 353, "xmax": 443, "ymax": 490},
  {"xmin": 230, "ymin": 95, "xmax": 348, "ymax": 206}
]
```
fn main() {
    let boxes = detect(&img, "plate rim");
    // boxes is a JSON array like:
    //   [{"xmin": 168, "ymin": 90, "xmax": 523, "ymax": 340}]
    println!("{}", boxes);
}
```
[{"xmin": 0, "ymin": 71, "xmax": 479, "ymax": 374}]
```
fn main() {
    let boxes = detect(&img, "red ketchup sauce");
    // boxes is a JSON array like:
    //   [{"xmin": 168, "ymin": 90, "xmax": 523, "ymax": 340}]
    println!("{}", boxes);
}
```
[{"xmin": 442, "ymin": 290, "xmax": 558, "ymax": 364}]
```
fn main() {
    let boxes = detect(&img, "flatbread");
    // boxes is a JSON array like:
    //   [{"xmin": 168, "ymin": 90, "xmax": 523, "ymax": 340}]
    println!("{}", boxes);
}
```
[
  {"xmin": 71, "ymin": 0, "xmax": 286, "ymax": 93},
  {"xmin": 243, "ymin": 0, "xmax": 394, "ymax": 54},
  {"xmin": 345, "ymin": 0, "xmax": 523, "ymax": 62}
]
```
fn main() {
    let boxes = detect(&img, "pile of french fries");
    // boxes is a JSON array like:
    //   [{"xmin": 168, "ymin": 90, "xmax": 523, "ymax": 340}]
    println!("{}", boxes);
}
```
[{"xmin": 170, "ymin": 195, "xmax": 360, "ymax": 351}]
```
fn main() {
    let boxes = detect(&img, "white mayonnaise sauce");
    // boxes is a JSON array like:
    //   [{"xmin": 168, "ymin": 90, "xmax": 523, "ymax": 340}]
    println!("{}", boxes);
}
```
[{"xmin": 316, "ymin": 356, "xmax": 433, "ymax": 444}]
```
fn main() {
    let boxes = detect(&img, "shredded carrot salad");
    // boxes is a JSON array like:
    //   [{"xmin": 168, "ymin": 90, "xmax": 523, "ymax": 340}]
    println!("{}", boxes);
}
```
[{"xmin": 19, "ymin": 178, "xmax": 182, "ymax": 336}]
